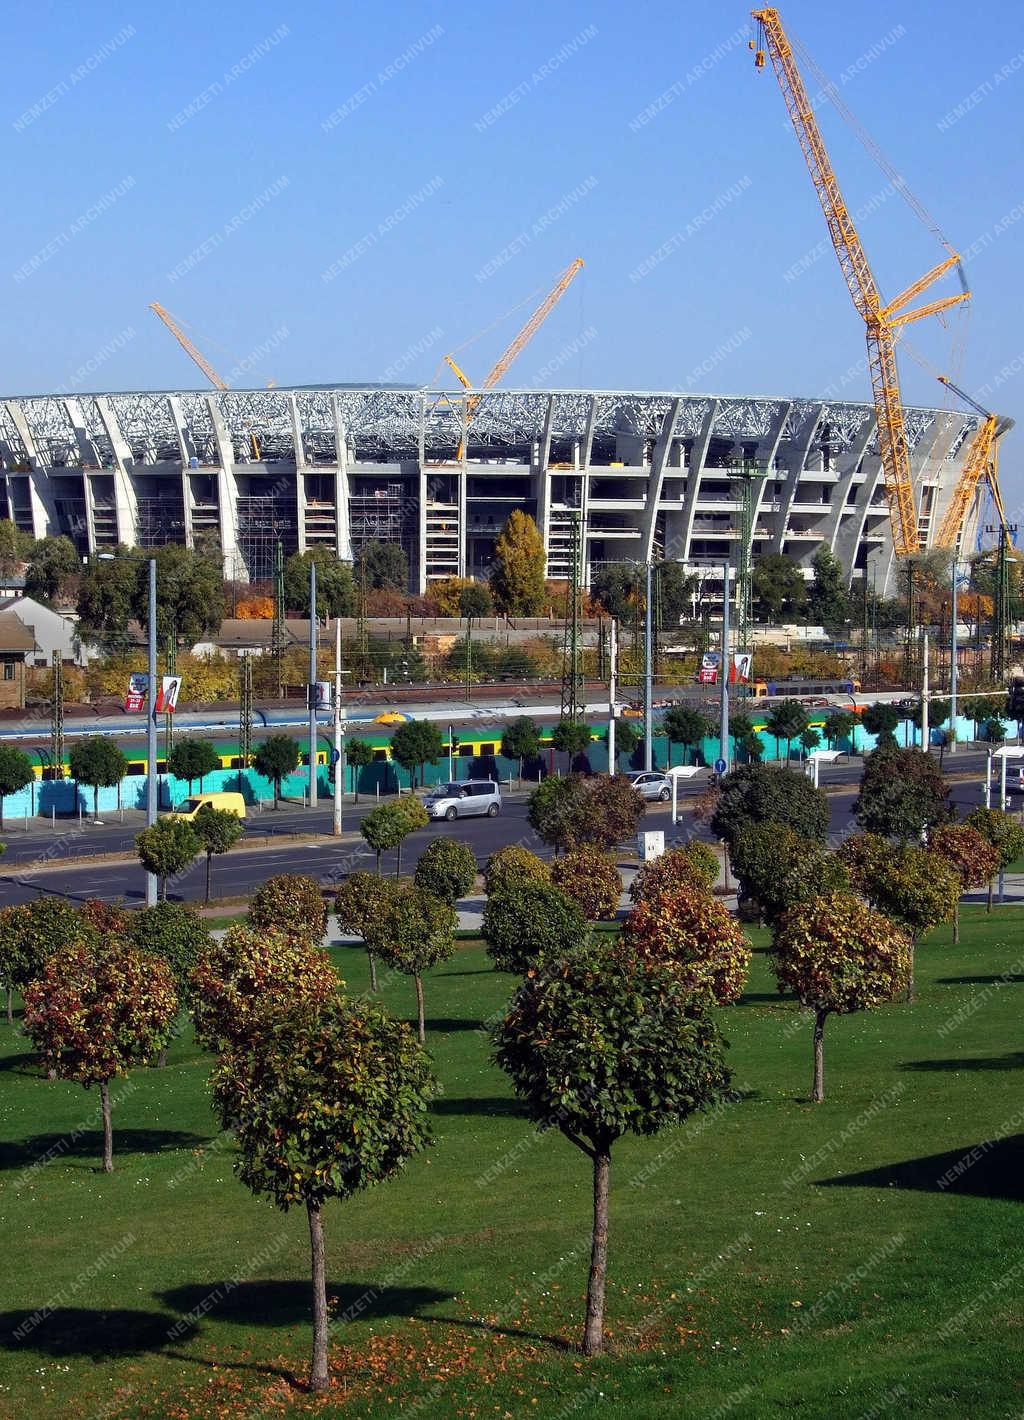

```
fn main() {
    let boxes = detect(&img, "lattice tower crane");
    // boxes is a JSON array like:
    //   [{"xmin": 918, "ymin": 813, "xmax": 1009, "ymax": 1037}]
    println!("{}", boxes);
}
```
[
  {"xmin": 752, "ymin": 9, "xmax": 971, "ymax": 557},
  {"xmin": 933, "ymin": 376, "xmax": 1011, "ymax": 549}
]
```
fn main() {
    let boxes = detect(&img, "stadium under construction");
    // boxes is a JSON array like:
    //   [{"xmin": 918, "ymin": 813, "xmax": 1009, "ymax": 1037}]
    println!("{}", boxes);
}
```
[{"xmin": 0, "ymin": 385, "xmax": 995, "ymax": 600}]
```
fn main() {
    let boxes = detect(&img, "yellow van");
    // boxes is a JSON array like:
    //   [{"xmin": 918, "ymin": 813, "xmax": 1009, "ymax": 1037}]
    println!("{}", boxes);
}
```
[{"xmin": 167, "ymin": 791, "xmax": 247, "ymax": 821}]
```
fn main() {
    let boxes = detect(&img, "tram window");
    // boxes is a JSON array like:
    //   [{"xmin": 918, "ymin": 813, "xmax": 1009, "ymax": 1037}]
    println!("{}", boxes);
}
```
[
  {"xmin": 127, "ymin": 761, "xmax": 145, "ymax": 776},
  {"xmin": 458, "ymin": 743, "xmax": 473, "ymax": 756},
  {"xmin": 156, "ymin": 761, "xmax": 167, "ymax": 774},
  {"xmin": 300, "ymin": 753, "xmax": 310, "ymax": 766},
  {"xmin": 373, "ymin": 749, "xmax": 388, "ymax": 762},
  {"xmin": 479, "ymin": 743, "xmax": 496, "ymax": 756},
  {"xmin": 229, "ymin": 757, "xmax": 243, "ymax": 769}
]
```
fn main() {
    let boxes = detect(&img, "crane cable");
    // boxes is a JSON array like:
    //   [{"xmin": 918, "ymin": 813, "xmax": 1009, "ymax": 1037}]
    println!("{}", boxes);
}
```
[{"xmin": 431, "ymin": 276, "xmax": 561, "ymax": 384}]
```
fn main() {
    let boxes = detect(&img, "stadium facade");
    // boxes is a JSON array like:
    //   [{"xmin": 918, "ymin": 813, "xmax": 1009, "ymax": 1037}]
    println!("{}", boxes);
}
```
[{"xmin": 0, "ymin": 387, "xmax": 987, "ymax": 599}]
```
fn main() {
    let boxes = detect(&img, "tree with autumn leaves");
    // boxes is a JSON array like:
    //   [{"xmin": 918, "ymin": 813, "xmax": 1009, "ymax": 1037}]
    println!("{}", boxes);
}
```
[
  {"xmin": 770, "ymin": 893, "xmax": 911, "ymax": 1102},
  {"xmin": 926, "ymin": 823, "xmax": 1000, "ymax": 945},
  {"xmin": 493, "ymin": 936, "xmax": 730, "ymax": 1355},
  {"xmin": 22, "ymin": 937, "xmax": 178, "ymax": 1170},
  {"xmin": 621, "ymin": 879, "xmax": 751, "ymax": 1004}
]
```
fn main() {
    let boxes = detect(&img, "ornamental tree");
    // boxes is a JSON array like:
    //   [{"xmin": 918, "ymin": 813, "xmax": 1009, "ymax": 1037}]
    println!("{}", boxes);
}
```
[
  {"xmin": 482, "ymin": 880, "xmax": 590, "ymax": 975},
  {"xmin": 167, "ymin": 737, "xmax": 220, "ymax": 794},
  {"xmin": 344, "ymin": 738, "xmax": 374, "ymax": 801},
  {"xmin": 335, "ymin": 870, "xmax": 395, "ymax": 990},
  {"xmin": 835, "ymin": 832, "xmax": 890, "ymax": 902},
  {"xmin": 550, "ymin": 848, "xmax": 622, "ymax": 921},
  {"xmin": 135, "ymin": 818, "xmax": 200, "ymax": 900},
  {"xmin": 482, "ymin": 843, "xmax": 550, "ymax": 896},
  {"xmin": 610, "ymin": 718, "xmax": 641, "ymax": 769},
  {"xmin": 770, "ymin": 892, "xmax": 910, "ymax": 1102},
  {"xmin": 192, "ymin": 805, "xmax": 245, "ymax": 903},
  {"xmin": 765, "ymin": 699, "xmax": 808, "ymax": 762},
  {"xmin": 629, "ymin": 841, "xmax": 719, "ymax": 903},
  {"xmin": 731, "ymin": 823, "xmax": 849, "ymax": 927},
  {"xmin": 364, "ymin": 884, "xmax": 457, "ymax": 1041},
  {"xmin": 390, "ymin": 719, "xmax": 444, "ymax": 789},
  {"xmin": 861, "ymin": 703, "xmax": 901, "ymax": 749},
  {"xmin": 621, "ymin": 881, "xmax": 751, "ymax": 1003},
  {"xmin": 573, "ymin": 773, "xmax": 646, "ymax": 851},
  {"xmin": 854, "ymin": 746, "xmax": 951, "ymax": 840},
  {"xmin": 965, "ymin": 807, "xmax": 1024, "ymax": 910},
  {"xmin": 493, "ymin": 938, "xmax": 730, "ymax": 1354},
  {"xmin": 0, "ymin": 744, "xmax": 34, "ymax": 829},
  {"xmin": 865, "ymin": 845, "xmax": 960, "ymax": 999},
  {"xmin": 527, "ymin": 775, "xmax": 587, "ymax": 854},
  {"xmin": 211, "ymin": 996, "xmax": 434, "ymax": 1392},
  {"xmin": 0, "ymin": 898, "xmax": 96, "ymax": 1022},
  {"xmin": 392, "ymin": 794, "xmax": 429, "ymax": 875},
  {"xmin": 191, "ymin": 924, "xmax": 340, "ymax": 1053},
  {"xmin": 413, "ymin": 838, "xmax": 477, "ymax": 905},
  {"xmin": 22, "ymin": 938, "xmax": 177, "ymax": 1170},
  {"xmin": 662, "ymin": 705, "xmax": 713, "ymax": 766},
  {"xmin": 927, "ymin": 823, "xmax": 1000, "ymax": 944},
  {"xmin": 501, "ymin": 717, "xmax": 541, "ymax": 782},
  {"xmin": 249, "ymin": 873, "xmax": 328, "ymax": 944},
  {"xmin": 823, "ymin": 709, "xmax": 857, "ymax": 751},
  {"xmin": 359, "ymin": 802, "xmax": 409, "ymax": 875},
  {"xmin": 69, "ymin": 737, "xmax": 128, "ymax": 819},
  {"xmin": 127, "ymin": 903, "xmax": 212, "ymax": 1006},
  {"xmin": 551, "ymin": 720, "xmax": 593, "ymax": 761},
  {"xmin": 709, "ymin": 764, "xmax": 829, "ymax": 847},
  {"xmin": 253, "ymin": 735, "xmax": 300, "ymax": 808}
]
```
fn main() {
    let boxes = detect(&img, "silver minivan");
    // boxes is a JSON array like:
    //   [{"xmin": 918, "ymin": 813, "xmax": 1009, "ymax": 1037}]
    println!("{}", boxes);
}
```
[{"xmin": 425, "ymin": 779, "xmax": 502, "ymax": 820}]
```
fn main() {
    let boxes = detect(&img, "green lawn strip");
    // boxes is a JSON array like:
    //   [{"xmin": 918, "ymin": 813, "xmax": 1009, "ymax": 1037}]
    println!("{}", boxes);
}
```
[{"xmin": 0, "ymin": 908, "xmax": 1021, "ymax": 1417}]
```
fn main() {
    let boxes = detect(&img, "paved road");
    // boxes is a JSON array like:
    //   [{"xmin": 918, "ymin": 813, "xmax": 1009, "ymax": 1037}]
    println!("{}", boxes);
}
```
[{"xmin": 0, "ymin": 753, "xmax": 1008, "ymax": 909}]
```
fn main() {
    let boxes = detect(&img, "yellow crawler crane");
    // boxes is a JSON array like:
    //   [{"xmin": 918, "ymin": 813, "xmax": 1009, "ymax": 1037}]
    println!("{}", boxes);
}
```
[{"xmin": 752, "ymin": 9, "xmax": 970, "ymax": 556}]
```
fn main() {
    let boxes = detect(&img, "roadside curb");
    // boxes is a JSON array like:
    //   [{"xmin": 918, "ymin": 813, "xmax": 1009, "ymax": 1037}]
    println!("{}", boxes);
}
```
[{"xmin": 0, "ymin": 829, "xmax": 365, "ymax": 877}]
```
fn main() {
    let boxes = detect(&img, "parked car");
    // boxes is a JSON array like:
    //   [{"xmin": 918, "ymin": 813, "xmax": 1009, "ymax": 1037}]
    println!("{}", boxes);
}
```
[
  {"xmin": 166, "ymin": 791, "xmax": 247, "ymax": 821},
  {"xmin": 425, "ymin": 779, "xmax": 501, "ymax": 820},
  {"xmin": 628, "ymin": 771, "xmax": 672, "ymax": 802}
]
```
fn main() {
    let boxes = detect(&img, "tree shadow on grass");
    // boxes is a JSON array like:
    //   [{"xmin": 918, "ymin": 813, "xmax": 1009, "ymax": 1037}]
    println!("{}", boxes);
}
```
[
  {"xmin": 936, "ymin": 974, "xmax": 1024, "ymax": 986},
  {"xmin": 0, "ymin": 1129, "xmax": 214, "ymax": 1171},
  {"xmin": 158, "ymin": 1280, "xmax": 453, "ymax": 1330},
  {"xmin": 0, "ymin": 1050, "xmax": 40, "ymax": 1073},
  {"xmin": 0, "ymin": 1307, "xmax": 179, "ymax": 1359},
  {"xmin": 817, "ymin": 1134, "xmax": 1024, "ymax": 1202},
  {"xmin": 900, "ymin": 1052, "xmax": 1024, "ymax": 1073},
  {"xmin": 425, "ymin": 1314, "xmax": 577, "ymax": 1353},
  {"xmin": 423, "ymin": 1017, "xmax": 487, "ymax": 1033},
  {"xmin": 429, "ymin": 1097, "xmax": 530, "ymax": 1119}
]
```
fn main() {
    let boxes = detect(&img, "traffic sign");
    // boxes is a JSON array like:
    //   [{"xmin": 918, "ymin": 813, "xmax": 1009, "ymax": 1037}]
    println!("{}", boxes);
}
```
[
  {"xmin": 330, "ymin": 749, "xmax": 341, "ymax": 766},
  {"xmin": 713, "ymin": 758, "xmax": 727, "ymax": 775}
]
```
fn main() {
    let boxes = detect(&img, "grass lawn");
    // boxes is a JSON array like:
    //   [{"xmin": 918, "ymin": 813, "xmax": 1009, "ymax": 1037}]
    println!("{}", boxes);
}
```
[{"xmin": 1, "ymin": 908, "xmax": 1022, "ymax": 1418}]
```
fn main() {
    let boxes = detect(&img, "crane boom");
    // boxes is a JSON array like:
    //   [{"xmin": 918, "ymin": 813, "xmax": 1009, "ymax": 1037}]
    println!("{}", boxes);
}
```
[
  {"xmin": 752, "ymin": 9, "xmax": 970, "ymax": 557},
  {"xmin": 933, "ymin": 376, "xmax": 1009, "ymax": 548},
  {"xmin": 149, "ymin": 302, "xmax": 228, "ymax": 390}
]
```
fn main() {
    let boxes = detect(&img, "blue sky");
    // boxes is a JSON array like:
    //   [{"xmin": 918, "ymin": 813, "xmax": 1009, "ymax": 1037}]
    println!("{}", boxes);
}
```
[{"xmin": 2, "ymin": 0, "xmax": 1022, "ymax": 507}]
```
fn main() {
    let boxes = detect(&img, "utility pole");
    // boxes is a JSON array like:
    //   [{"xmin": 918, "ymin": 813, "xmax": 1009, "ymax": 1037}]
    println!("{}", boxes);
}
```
[
  {"xmin": 921, "ymin": 632, "xmax": 930, "ymax": 751},
  {"xmin": 608, "ymin": 618, "xmax": 618, "ymax": 775},
  {"xmin": 904, "ymin": 562, "xmax": 916, "ymax": 685},
  {"xmin": 719, "ymin": 560, "xmax": 731, "ymax": 775},
  {"xmin": 560, "ymin": 511, "xmax": 584, "ymax": 724},
  {"xmin": 643, "ymin": 561, "xmax": 654, "ymax": 772},
  {"xmin": 333, "ymin": 617, "xmax": 344, "ymax": 836},
  {"xmin": 145, "ymin": 558, "xmax": 158, "ymax": 907},
  {"xmin": 308, "ymin": 560, "xmax": 318, "ymax": 809},
  {"xmin": 239, "ymin": 652, "xmax": 253, "ymax": 792},
  {"xmin": 164, "ymin": 629, "xmax": 176, "ymax": 757},
  {"xmin": 950, "ymin": 562, "xmax": 960, "ymax": 755},
  {"xmin": 272, "ymin": 537, "xmax": 285, "ymax": 698},
  {"xmin": 987, "ymin": 523, "xmax": 1019, "ymax": 681},
  {"xmin": 50, "ymin": 650, "xmax": 64, "ymax": 780}
]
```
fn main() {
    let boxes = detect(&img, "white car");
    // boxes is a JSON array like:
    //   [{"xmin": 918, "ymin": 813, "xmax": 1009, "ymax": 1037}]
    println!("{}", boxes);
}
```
[
  {"xmin": 629, "ymin": 771, "xmax": 672, "ymax": 802},
  {"xmin": 425, "ymin": 779, "xmax": 502, "ymax": 820}
]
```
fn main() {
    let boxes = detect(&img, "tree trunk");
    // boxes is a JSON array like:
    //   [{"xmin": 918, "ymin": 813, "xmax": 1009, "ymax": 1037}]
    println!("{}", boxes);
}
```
[
  {"xmin": 100, "ymin": 1079, "xmax": 113, "ymax": 1172},
  {"xmin": 367, "ymin": 949, "xmax": 378, "ymax": 992},
  {"xmin": 205, "ymin": 851, "xmax": 213, "ymax": 904},
  {"xmin": 274, "ymin": 778, "xmax": 280, "ymax": 809},
  {"xmin": 0, "ymin": 798, "xmax": 5, "ymax": 829},
  {"xmin": 583, "ymin": 1149, "xmax": 611, "ymax": 1356},
  {"xmin": 953, "ymin": 900, "xmax": 960, "ymax": 945},
  {"xmin": 395, "ymin": 841, "xmax": 402, "ymax": 878},
  {"xmin": 723, "ymin": 842, "xmax": 730, "ymax": 893},
  {"xmin": 6, "ymin": 984, "xmax": 13, "ymax": 1025},
  {"xmin": 307, "ymin": 1201, "xmax": 329, "ymax": 1392},
  {"xmin": 156, "ymin": 1047, "xmax": 167, "ymax": 1069},
  {"xmin": 94, "ymin": 786, "xmax": 99, "ymax": 819},
  {"xmin": 907, "ymin": 940, "xmax": 916, "ymax": 1002},
  {"xmin": 160, "ymin": 874, "xmax": 168, "ymax": 903},
  {"xmin": 988, "ymin": 880, "xmax": 994, "ymax": 913},
  {"xmin": 812, "ymin": 1009, "xmax": 827, "ymax": 1103},
  {"xmin": 375, "ymin": 850, "xmax": 381, "ymax": 875},
  {"xmin": 415, "ymin": 973, "xmax": 425, "ymax": 1044}
]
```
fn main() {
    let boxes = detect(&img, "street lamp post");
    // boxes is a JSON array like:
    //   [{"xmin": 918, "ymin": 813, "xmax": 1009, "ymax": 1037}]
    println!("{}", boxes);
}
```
[
  {"xmin": 308, "ymin": 561, "xmax": 318, "ymax": 810},
  {"xmin": 145, "ymin": 557, "xmax": 158, "ymax": 907}
]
